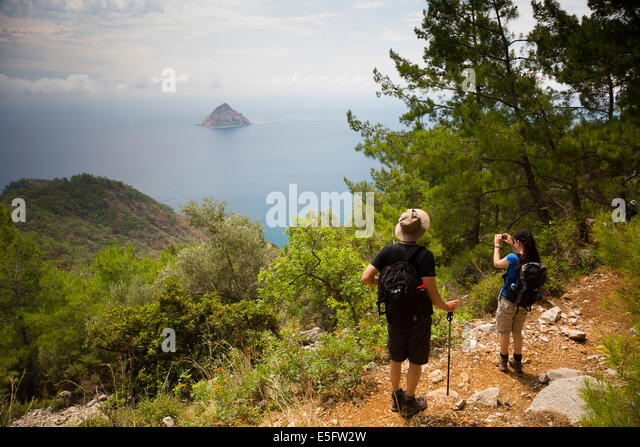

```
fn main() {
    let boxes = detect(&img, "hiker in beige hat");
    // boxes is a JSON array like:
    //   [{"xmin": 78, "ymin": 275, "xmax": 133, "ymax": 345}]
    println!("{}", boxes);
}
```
[{"xmin": 361, "ymin": 208, "xmax": 458, "ymax": 418}]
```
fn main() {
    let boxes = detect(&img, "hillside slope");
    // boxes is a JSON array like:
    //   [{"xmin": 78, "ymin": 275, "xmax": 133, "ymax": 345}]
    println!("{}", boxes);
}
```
[
  {"xmin": 0, "ymin": 174, "xmax": 206, "ymax": 267},
  {"xmin": 263, "ymin": 268, "xmax": 632, "ymax": 427}
]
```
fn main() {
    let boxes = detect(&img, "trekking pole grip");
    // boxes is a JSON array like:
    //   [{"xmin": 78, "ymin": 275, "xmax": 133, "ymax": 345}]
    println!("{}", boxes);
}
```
[{"xmin": 447, "ymin": 312, "xmax": 453, "ymax": 322}]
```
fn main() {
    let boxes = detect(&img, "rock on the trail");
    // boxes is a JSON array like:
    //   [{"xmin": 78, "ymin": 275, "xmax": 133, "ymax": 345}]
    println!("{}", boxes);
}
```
[
  {"xmin": 427, "ymin": 387, "xmax": 459, "ymax": 401},
  {"xmin": 562, "ymin": 329, "xmax": 587, "ymax": 342},
  {"xmin": 540, "ymin": 306, "xmax": 562, "ymax": 323},
  {"xmin": 162, "ymin": 416, "xmax": 175, "ymax": 427},
  {"xmin": 538, "ymin": 372, "xmax": 549, "ymax": 384},
  {"xmin": 453, "ymin": 399, "xmax": 466, "ymax": 411},
  {"xmin": 473, "ymin": 323, "xmax": 495, "ymax": 334},
  {"xmin": 468, "ymin": 387, "xmax": 500, "ymax": 407},
  {"xmin": 546, "ymin": 368, "xmax": 582, "ymax": 382},
  {"xmin": 526, "ymin": 376, "xmax": 598, "ymax": 424},
  {"xmin": 428, "ymin": 369, "xmax": 445, "ymax": 383}
]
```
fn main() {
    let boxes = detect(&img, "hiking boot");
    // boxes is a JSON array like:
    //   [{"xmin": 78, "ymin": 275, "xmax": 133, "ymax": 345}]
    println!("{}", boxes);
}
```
[
  {"xmin": 494, "ymin": 356, "xmax": 508, "ymax": 372},
  {"xmin": 390, "ymin": 388, "xmax": 405, "ymax": 413},
  {"xmin": 400, "ymin": 395, "xmax": 427, "ymax": 418},
  {"xmin": 509, "ymin": 358, "xmax": 523, "ymax": 375}
]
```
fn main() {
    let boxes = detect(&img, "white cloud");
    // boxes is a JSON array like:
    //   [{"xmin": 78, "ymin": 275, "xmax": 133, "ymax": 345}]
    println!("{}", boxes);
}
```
[{"xmin": 0, "ymin": 73, "xmax": 98, "ymax": 94}]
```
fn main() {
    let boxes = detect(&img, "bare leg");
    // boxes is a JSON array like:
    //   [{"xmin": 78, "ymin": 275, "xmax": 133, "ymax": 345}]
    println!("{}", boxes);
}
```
[
  {"xmin": 390, "ymin": 360, "xmax": 402, "ymax": 391},
  {"xmin": 406, "ymin": 362, "xmax": 423, "ymax": 397},
  {"xmin": 498, "ymin": 332, "xmax": 510, "ymax": 355},
  {"xmin": 513, "ymin": 331, "xmax": 523, "ymax": 355}
]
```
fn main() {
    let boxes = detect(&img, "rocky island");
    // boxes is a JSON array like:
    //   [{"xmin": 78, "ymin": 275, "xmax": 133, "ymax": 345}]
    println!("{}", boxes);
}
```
[{"xmin": 200, "ymin": 103, "xmax": 252, "ymax": 128}]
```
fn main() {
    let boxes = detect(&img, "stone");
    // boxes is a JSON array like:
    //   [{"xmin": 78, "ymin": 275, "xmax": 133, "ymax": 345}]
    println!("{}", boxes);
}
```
[
  {"xmin": 604, "ymin": 368, "xmax": 617, "ymax": 378},
  {"xmin": 300, "ymin": 327, "xmax": 322, "ymax": 345},
  {"xmin": 473, "ymin": 323, "xmax": 496, "ymax": 334},
  {"xmin": 453, "ymin": 399, "xmax": 466, "ymax": 411},
  {"xmin": 540, "ymin": 306, "xmax": 562, "ymax": 323},
  {"xmin": 547, "ymin": 368, "xmax": 582, "ymax": 382},
  {"xmin": 363, "ymin": 361, "xmax": 377, "ymax": 371},
  {"xmin": 538, "ymin": 372, "xmax": 549, "ymax": 384},
  {"xmin": 630, "ymin": 327, "xmax": 639, "ymax": 336},
  {"xmin": 539, "ymin": 336, "xmax": 549, "ymax": 343},
  {"xmin": 526, "ymin": 376, "xmax": 599, "ymax": 424},
  {"xmin": 162, "ymin": 416, "xmax": 175, "ymax": 427},
  {"xmin": 57, "ymin": 391, "xmax": 72, "ymax": 400},
  {"xmin": 428, "ymin": 369, "xmax": 445, "ymax": 383},
  {"xmin": 468, "ymin": 387, "xmax": 500, "ymax": 407},
  {"xmin": 563, "ymin": 329, "xmax": 587, "ymax": 342},
  {"xmin": 427, "ymin": 387, "xmax": 458, "ymax": 401}
]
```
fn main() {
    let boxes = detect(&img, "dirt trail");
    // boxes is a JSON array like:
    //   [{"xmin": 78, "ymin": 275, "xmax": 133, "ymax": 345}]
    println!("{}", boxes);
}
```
[{"xmin": 265, "ymin": 267, "xmax": 632, "ymax": 427}]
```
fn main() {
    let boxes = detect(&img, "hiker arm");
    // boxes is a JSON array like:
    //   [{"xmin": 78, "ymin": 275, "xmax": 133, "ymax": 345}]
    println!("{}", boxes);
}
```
[
  {"xmin": 422, "ymin": 276, "xmax": 458, "ymax": 312},
  {"xmin": 361, "ymin": 264, "xmax": 379, "ymax": 286},
  {"xmin": 493, "ymin": 234, "xmax": 509, "ymax": 268}
]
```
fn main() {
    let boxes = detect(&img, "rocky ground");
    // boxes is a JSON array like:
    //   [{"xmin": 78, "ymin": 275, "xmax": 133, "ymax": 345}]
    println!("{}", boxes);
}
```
[{"xmin": 263, "ymin": 267, "xmax": 633, "ymax": 427}]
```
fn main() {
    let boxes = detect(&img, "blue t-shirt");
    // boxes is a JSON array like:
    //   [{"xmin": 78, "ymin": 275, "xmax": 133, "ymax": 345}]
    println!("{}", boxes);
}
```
[{"xmin": 500, "ymin": 253, "xmax": 520, "ymax": 297}]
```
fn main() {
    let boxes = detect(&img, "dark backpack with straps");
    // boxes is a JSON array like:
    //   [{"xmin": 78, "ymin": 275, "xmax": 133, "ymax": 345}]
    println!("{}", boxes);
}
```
[
  {"xmin": 377, "ymin": 246, "xmax": 431, "ymax": 328},
  {"xmin": 503, "ymin": 261, "xmax": 547, "ymax": 310}
]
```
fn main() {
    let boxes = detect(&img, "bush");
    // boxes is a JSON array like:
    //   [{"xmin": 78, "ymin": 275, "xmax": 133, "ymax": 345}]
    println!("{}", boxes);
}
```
[
  {"xmin": 579, "ymin": 218, "xmax": 640, "ymax": 426},
  {"xmin": 465, "ymin": 272, "xmax": 504, "ymax": 317},
  {"xmin": 86, "ymin": 278, "xmax": 278, "ymax": 396}
]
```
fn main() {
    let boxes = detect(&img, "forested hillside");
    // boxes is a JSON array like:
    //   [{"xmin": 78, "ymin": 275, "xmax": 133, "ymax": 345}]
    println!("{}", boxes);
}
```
[{"xmin": 0, "ymin": 174, "xmax": 206, "ymax": 268}]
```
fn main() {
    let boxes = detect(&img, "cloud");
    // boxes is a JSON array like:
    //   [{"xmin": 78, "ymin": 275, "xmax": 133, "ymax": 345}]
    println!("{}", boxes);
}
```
[
  {"xmin": 352, "ymin": 0, "xmax": 412, "ymax": 9},
  {"xmin": 0, "ymin": 0, "xmax": 165, "ymax": 19},
  {"xmin": 0, "ymin": 72, "xmax": 98, "ymax": 94}
]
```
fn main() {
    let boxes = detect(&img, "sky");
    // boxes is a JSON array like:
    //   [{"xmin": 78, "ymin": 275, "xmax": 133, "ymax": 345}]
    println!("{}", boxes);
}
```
[{"xmin": 0, "ymin": 0, "xmax": 592, "ymax": 98}]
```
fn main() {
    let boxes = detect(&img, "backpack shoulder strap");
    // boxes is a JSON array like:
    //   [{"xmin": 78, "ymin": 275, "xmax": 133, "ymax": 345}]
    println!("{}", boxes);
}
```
[
  {"xmin": 513, "ymin": 263, "xmax": 529, "ymax": 307},
  {"xmin": 402, "ymin": 244, "xmax": 425, "ymax": 264}
]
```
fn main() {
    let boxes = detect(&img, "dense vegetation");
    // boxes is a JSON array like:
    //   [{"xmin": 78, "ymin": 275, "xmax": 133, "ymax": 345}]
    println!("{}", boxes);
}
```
[
  {"xmin": 0, "ymin": 174, "xmax": 204, "ymax": 268},
  {"xmin": 1, "ymin": 0, "xmax": 639, "ymax": 427}
]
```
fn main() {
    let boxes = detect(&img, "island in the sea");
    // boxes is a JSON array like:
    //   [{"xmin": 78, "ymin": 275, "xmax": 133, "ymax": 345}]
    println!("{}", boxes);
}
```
[{"xmin": 200, "ymin": 103, "xmax": 252, "ymax": 128}]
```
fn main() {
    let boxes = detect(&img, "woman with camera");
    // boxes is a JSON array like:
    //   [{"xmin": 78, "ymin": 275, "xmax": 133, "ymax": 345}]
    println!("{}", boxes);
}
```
[{"xmin": 493, "ymin": 230, "xmax": 541, "ymax": 375}]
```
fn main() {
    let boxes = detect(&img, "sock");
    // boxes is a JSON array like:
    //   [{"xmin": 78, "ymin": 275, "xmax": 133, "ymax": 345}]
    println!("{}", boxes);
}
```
[
  {"xmin": 514, "ymin": 354, "xmax": 522, "ymax": 362},
  {"xmin": 500, "ymin": 353, "xmax": 508, "ymax": 361}
]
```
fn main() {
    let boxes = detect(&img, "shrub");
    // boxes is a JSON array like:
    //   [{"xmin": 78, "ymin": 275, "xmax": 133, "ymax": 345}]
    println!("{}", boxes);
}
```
[{"xmin": 579, "ymin": 218, "xmax": 640, "ymax": 426}]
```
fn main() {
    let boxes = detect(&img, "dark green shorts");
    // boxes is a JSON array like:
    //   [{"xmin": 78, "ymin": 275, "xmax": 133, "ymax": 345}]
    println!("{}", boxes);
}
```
[{"xmin": 387, "ymin": 318, "xmax": 431, "ymax": 365}]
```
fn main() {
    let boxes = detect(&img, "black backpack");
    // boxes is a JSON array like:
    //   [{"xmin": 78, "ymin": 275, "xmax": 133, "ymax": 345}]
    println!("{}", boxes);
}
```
[
  {"xmin": 377, "ymin": 246, "xmax": 431, "ymax": 327},
  {"xmin": 503, "ymin": 261, "xmax": 547, "ymax": 310}
]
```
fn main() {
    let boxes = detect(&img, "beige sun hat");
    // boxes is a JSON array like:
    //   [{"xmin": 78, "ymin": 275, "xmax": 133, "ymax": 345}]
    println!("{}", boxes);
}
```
[{"xmin": 394, "ymin": 208, "xmax": 430, "ymax": 242}]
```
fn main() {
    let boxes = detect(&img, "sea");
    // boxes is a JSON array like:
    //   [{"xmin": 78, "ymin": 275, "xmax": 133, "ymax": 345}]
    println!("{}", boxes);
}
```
[{"xmin": 0, "ymin": 93, "xmax": 410, "ymax": 247}]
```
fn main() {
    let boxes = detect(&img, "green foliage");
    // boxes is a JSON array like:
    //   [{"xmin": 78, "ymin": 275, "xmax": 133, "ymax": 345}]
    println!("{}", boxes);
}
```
[
  {"xmin": 259, "ymin": 218, "xmax": 374, "ymax": 330},
  {"xmin": 189, "ymin": 322, "xmax": 388, "ymax": 426},
  {"xmin": 86, "ymin": 277, "xmax": 278, "ymax": 396},
  {"xmin": 83, "ymin": 393, "xmax": 187, "ymax": 427},
  {"xmin": 465, "ymin": 273, "xmax": 504, "ymax": 318},
  {"xmin": 579, "ymin": 217, "xmax": 640, "ymax": 426},
  {"xmin": 0, "ymin": 205, "xmax": 45, "ymax": 398},
  {"xmin": 158, "ymin": 198, "xmax": 272, "ymax": 303},
  {"xmin": 579, "ymin": 330, "xmax": 640, "ymax": 427}
]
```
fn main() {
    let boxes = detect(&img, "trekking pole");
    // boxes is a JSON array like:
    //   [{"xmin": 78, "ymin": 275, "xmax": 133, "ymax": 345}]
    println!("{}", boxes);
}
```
[{"xmin": 446, "ymin": 311, "xmax": 453, "ymax": 396}]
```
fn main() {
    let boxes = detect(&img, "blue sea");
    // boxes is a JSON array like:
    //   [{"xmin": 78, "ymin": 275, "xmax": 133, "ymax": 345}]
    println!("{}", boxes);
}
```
[{"xmin": 0, "ymin": 93, "xmax": 409, "ymax": 247}]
